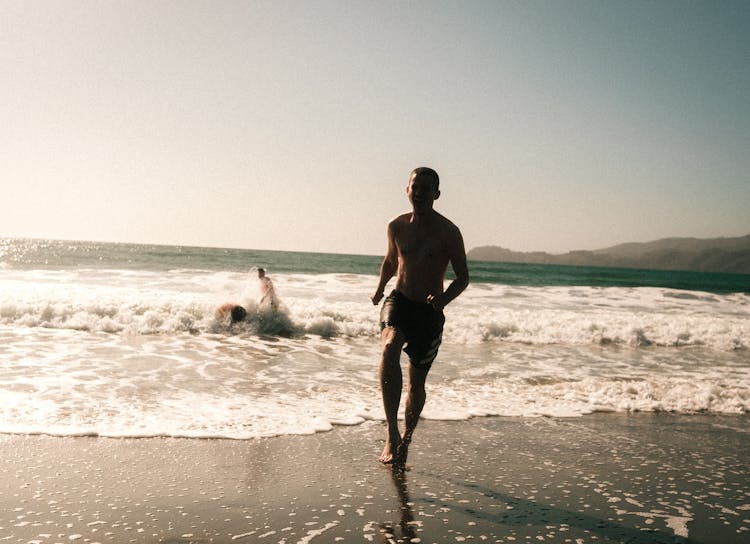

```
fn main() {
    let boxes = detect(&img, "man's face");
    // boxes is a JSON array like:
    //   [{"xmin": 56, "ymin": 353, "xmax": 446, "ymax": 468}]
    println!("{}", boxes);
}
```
[{"xmin": 407, "ymin": 174, "xmax": 439, "ymax": 213}]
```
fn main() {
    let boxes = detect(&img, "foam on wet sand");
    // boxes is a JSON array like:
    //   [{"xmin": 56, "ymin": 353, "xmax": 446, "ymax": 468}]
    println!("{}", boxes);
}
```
[{"xmin": 1, "ymin": 414, "xmax": 748, "ymax": 543}]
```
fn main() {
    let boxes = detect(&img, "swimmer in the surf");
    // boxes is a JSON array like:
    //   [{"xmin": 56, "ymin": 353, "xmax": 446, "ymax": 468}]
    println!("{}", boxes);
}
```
[
  {"xmin": 215, "ymin": 303, "xmax": 247, "ymax": 324},
  {"xmin": 258, "ymin": 268, "xmax": 279, "ymax": 310},
  {"xmin": 371, "ymin": 167, "xmax": 469, "ymax": 467}
]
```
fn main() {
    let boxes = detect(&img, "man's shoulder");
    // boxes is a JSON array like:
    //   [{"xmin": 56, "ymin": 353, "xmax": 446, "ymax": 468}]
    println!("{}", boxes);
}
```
[
  {"xmin": 433, "ymin": 211, "xmax": 461, "ymax": 234},
  {"xmin": 388, "ymin": 213, "xmax": 412, "ymax": 229}
]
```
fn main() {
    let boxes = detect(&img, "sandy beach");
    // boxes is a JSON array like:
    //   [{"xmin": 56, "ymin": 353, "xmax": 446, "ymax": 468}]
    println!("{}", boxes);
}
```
[{"xmin": 1, "ymin": 414, "xmax": 748, "ymax": 544}]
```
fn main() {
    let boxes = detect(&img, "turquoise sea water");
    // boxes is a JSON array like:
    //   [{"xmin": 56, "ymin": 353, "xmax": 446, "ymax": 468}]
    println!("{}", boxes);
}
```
[{"xmin": 3, "ymin": 238, "xmax": 747, "ymax": 293}]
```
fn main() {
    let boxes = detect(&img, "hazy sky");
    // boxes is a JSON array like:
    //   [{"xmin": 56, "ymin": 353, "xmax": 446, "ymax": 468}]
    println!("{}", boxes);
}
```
[{"xmin": 3, "ymin": 1, "xmax": 749, "ymax": 255}]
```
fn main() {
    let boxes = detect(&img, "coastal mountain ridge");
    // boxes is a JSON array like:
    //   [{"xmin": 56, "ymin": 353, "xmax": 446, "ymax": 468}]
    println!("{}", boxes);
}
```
[{"xmin": 467, "ymin": 235, "xmax": 750, "ymax": 275}]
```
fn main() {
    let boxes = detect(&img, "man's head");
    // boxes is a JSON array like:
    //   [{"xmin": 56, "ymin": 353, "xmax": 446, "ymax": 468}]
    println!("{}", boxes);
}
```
[
  {"xmin": 257, "ymin": 268, "xmax": 266, "ymax": 278},
  {"xmin": 230, "ymin": 305, "xmax": 247, "ymax": 323},
  {"xmin": 408, "ymin": 167, "xmax": 440, "ymax": 213},
  {"xmin": 410, "ymin": 167, "xmax": 439, "ymax": 191}
]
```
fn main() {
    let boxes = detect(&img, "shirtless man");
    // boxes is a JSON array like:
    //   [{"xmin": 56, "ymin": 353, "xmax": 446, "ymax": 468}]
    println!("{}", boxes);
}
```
[{"xmin": 371, "ymin": 167, "xmax": 469, "ymax": 466}]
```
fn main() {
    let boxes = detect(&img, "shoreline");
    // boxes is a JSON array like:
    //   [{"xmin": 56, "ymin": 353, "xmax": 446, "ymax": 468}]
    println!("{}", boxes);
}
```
[{"xmin": 1, "ymin": 413, "xmax": 748, "ymax": 543}]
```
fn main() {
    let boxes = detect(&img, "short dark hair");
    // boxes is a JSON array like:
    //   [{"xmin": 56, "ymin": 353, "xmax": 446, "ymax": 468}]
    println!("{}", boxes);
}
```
[
  {"xmin": 411, "ymin": 167, "xmax": 439, "ymax": 191},
  {"xmin": 230, "ymin": 305, "xmax": 247, "ymax": 323}
]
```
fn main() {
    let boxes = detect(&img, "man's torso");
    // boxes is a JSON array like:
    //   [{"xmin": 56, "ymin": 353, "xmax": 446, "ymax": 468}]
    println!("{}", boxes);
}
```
[{"xmin": 393, "ymin": 212, "xmax": 453, "ymax": 302}]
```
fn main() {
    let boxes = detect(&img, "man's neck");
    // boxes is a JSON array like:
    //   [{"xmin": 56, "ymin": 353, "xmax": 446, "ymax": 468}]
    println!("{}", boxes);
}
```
[{"xmin": 410, "ymin": 208, "xmax": 435, "ymax": 223}]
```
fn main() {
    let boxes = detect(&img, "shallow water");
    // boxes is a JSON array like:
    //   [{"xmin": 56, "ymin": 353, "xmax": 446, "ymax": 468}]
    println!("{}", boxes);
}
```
[{"xmin": 0, "ymin": 239, "xmax": 748, "ymax": 438}]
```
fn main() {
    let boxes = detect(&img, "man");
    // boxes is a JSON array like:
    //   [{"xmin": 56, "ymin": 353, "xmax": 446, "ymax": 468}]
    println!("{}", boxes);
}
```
[
  {"xmin": 257, "ymin": 268, "xmax": 278, "ymax": 310},
  {"xmin": 215, "ymin": 303, "xmax": 247, "ymax": 324},
  {"xmin": 371, "ymin": 167, "xmax": 469, "ymax": 466}
]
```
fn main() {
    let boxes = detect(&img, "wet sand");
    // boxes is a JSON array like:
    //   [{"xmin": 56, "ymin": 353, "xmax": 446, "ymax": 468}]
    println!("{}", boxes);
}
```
[{"xmin": 1, "ymin": 414, "xmax": 748, "ymax": 543}]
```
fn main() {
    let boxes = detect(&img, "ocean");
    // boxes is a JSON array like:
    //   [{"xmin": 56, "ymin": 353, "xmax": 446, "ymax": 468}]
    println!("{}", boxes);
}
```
[{"xmin": 1, "ymin": 238, "xmax": 748, "ymax": 439}]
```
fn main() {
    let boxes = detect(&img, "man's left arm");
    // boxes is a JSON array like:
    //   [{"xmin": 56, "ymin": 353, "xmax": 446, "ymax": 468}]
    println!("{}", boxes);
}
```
[{"xmin": 428, "ymin": 226, "xmax": 469, "ymax": 311}]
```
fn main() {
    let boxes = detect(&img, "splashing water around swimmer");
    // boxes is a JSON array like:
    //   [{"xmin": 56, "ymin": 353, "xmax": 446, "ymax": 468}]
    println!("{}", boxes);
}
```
[{"xmin": 212, "ymin": 267, "xmax": 292, "ymax": 335}]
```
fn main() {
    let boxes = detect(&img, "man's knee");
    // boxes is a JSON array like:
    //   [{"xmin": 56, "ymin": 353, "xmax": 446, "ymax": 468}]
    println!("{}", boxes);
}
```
[
  {"xmin": 408, "ymin": 378, "xmax": 426, "ymax": 398},
  {"xmin": 408, "ymin": 365, "xmax": 429, "ymax": 396},
  {"xmin": 381, "ymin": 328, "xmax": 404, "ymax": 360}
]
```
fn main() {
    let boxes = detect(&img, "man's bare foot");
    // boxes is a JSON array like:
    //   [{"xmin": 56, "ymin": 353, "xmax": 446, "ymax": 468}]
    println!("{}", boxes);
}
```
[{"xmin": 379, "ymin": 434, "xmax": 401, "ymax": 464}]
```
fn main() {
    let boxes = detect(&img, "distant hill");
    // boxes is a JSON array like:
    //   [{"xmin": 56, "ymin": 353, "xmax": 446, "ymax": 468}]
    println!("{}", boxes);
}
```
[{"xmin": 467, "ymin": 235, "xmax": 750, "ymax": 275}]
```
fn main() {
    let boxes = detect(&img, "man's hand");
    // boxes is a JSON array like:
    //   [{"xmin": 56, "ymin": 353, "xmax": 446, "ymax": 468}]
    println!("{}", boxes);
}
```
[
  {"xmin": 371, "ymin": 290, "xmax": 384, "ymax": 306},
  {"xmin": 426, "ymin": 293, "xmax": 445, "ymax": 311}
]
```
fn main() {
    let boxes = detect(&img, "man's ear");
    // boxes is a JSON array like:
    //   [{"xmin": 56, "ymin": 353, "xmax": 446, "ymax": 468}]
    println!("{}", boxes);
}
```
[{"xmin": 434, "ymin": 190, "xmax": 441, "ymax": 200}]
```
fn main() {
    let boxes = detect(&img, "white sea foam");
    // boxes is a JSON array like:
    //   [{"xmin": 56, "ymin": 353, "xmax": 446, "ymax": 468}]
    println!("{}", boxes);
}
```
[
  {"xmin": 0, "ymin": 268, "xmax": 748, "ymax": 439},
  {"xmin": 1, "ymin": 270, "xmax": 747, "ymax": 349}
]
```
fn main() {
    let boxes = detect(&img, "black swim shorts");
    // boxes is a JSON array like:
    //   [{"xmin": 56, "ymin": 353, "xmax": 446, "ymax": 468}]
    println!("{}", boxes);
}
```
[{"xmin": 379, "ymin": 290, "xmax": 445, "ymax": 369}]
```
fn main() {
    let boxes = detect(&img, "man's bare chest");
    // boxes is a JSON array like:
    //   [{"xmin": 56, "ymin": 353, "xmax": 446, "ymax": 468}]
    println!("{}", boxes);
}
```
[{"xmin": 395, "ymin": 230, "xmax": 445, "ymax": 261}]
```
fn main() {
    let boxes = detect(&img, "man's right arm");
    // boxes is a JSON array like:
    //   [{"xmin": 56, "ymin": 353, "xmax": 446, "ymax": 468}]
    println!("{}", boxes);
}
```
[{"xmin": 371, "ymin": 222, "xmax": 398, "ymax": 305}]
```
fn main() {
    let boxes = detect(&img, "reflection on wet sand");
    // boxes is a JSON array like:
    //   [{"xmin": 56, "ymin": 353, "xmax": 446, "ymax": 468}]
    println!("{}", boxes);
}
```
[{"xmin": 379, "ymin": 466, "xmax": 417, "ymax": 543}]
